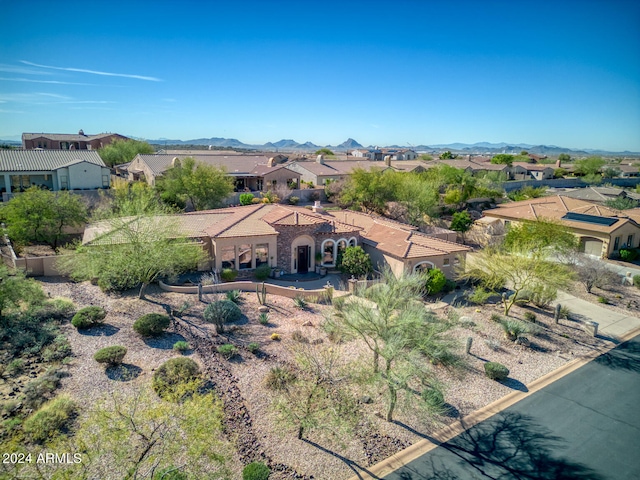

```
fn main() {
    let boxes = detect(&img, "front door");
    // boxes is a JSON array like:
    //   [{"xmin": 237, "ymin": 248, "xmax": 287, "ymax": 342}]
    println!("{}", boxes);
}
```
[{"xmin": 297, "ymin": 246, "xmax": 309, "ymax": 273}]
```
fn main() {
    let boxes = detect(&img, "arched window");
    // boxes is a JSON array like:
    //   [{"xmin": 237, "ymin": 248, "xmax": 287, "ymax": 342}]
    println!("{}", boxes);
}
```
[
  {"xmin": 321, "ymin": 239, "xmax": 336, "ymax": 266},
  {"xmin": 413, "ymin": 261, "xmax": 434, "ymax": 274},
  {"xmin": 348, "ymin": 237, "xmax": 357, "ymax": 247}
]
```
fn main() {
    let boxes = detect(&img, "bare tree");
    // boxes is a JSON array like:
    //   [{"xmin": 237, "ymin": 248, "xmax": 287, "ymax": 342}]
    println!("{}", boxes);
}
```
[{"xmin": 572, "ymin": 254, "xmax": 621, "ymax": 294}]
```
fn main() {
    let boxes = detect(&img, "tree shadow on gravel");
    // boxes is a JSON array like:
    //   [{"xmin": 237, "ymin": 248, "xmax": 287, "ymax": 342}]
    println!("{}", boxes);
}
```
[
  {"xmin": 143, "ymin": 332, "xmax": 188, "ymax": 350},
  {"xmin": 301, "ymin": 438, "xmax": 382, "ymax": 480},
  {"xmin": 390, "ymin": 412, "xmax": 604, "ymax": 480},
  {"xmin": 106, "ymin": 363, "xmax": 142, "ymax": 381},
  {"xmin": 78, "ymin": 324, "xmax": 119, "ymax": 336},
  {"xmin": 500, "ymin": 377, "xmax": 528, "ymax": 392}
]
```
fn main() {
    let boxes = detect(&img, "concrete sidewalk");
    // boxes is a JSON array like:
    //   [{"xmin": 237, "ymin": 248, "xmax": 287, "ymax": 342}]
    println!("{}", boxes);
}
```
[{"xmin": 553, "ymin": 290, "xmax": 640, "ymax": 339}]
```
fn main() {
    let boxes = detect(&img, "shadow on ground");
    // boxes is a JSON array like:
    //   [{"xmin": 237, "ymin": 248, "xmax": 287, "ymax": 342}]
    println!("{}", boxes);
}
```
[
  {"xmin": 105, "ymin": 363, "xmax": 142, "ymax": 381},
  {"xmin": 78, "ymin": 324, "xmax": 119, "ymax": 336},
  {"xmin": 143, "ymin": 332, "xmax": 188, "ymax": 350}
]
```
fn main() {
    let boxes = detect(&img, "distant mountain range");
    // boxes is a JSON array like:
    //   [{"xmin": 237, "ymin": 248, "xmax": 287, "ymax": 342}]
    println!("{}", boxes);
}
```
[
  {"xmin": 144, "ymin": 137, "xmax": 638, "ymax": 156},
  {"xmin": 1, "ymin": 134, "xmax": 638, "ymax": 156}
]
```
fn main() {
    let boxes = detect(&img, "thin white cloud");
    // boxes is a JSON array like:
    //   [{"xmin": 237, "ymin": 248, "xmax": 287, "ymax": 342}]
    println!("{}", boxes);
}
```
[
  {"xmin": 0, "ymin": 77, "xmax": 104, "ymax": 86},
  {"xmin": 20, "ymin": 61, "xmax": 162, "ymax": 82},
  {"xmin": 0, "ymin": 64, "xmax": 52, "ymax": 75}
]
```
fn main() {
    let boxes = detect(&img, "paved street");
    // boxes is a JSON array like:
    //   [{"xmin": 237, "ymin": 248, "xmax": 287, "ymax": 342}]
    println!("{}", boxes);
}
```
[{"xmin": 381, "ymin": 334, "xmax": 640, "ymax": 480}]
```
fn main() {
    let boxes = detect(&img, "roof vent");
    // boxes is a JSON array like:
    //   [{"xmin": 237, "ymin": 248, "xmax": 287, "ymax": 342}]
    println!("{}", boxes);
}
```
[{"xmin": 316, "ymin": 154, "xmax": 324, "ymax": 164}]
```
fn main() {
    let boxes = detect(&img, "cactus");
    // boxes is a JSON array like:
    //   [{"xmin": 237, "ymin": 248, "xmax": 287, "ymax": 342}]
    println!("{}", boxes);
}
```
[{"xmin": 256, "ymin": 282, "xmax": 267, "ymax": 305}]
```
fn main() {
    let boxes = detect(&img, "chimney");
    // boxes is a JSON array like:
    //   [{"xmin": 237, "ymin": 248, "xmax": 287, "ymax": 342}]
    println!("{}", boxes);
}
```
[
  {"xmin": 312, "ymin": 200, "xmax": 323, "ymax": 213},
  {"xmin": 294, "ymin": 212, "xmax": 299, "ymax": 225},
  {"xmin": 267, "ymin": 157, "xmax": 275, "ymax": 167},
  {"xmin": 171, "ymin": 157, "xmax": 180, "ymax": 168},
  {"xmin": 316, "ymin": 154, "xmax": 324, "ymax": 164},
  {"xmin": 78, "ymin": 129, "xmax": 85, "ymax": 136},
  {"xmin": 384, "ymin": 155, "xmax": 391, "ymax": 167},
  {"xmin": 556, "ymin": 159, "xmax": 561, "ymax": 168}
]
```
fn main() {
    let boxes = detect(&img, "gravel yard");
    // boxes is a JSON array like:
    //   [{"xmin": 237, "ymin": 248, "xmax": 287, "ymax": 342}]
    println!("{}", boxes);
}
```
[{"xmin": 38, "ymin": 277, "xmax": 614, "ymax": 480}]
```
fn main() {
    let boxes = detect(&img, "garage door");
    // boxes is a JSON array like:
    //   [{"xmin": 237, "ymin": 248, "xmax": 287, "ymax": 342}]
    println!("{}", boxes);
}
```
[{"xmin": 580, "ymin": 237, "xmax": 603, "ymax": 256}]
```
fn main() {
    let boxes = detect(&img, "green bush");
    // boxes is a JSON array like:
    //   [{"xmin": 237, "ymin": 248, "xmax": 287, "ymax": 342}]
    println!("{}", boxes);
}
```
[
  {"xmin": 217, "ymin": 344, "xmax": 238, "ymax": 359},
  {"xmin": 133, "ymin": 313, "xmax": 171, "ymax": 337},
  {"xmin": 620, "ymin": 249, "xmax": 639, "ymax": 262},
  {"xmin": 247, "ymin": 342, "xmax": 260, "ymax": 353},
  {"xmin": 258, "ymin": 312, "xmax": 269, "ymax": 325},
  {"xmin": 22, "ymin": 368, "xmax": 66, "ymax": 410},
  {"xmin": 239, "ymin": 193, "xmax": 255, "ymax": 206},
  {"xmin": 288, "ymin": 196, "xmax": 299, "ymax": 205},
  {"xmin": 173, "ymin": 340, "xmax": 190, "ymax": 353},
  {"xmin": 71, "ymin": 306, "xmax": 106, "ymax": 329},
  {"xmin": 421, "ymin": 385, "xmax": 446, "ymax": 411},
  {"xmin": 23, "ymin": 395, "xmax": 76, "ymax": 443},
  {"xmin": 338, "ymin": 246, "xmax": 373, "ymax": 278},
  {"xmin": 42, "ymin": 297, "xmax": 76, "ymax": 319},
  {"xmin": 225, "ymin": 289, "xmax": 242, "ymax": 304},
  {"xmin": 41, "ymin": 335, "xmax": 72, "ymax": 363},
  {"xmin": 484, "ymin": 362, "xmax": 510, "ymax": 381},
  {"xmin": 220, "ymin": 268, "xmax": 238, "ymax": 282},
  {"xmin": 242, "ymin": 461, "xmax": 271, "ymax": 480},
  {"xmin": 93, "ymin": 346, "xmax": 127, "ymax": 365},
  {"xmin": 424, "ymin": 268, "xmax": 447, "ymax": 295},
  {"xmin": 293, "ymin": 296, "xmax": 308, "ymax": 310},
  {"xmin": 291, "ymin": 330, "xmax": 309, "ymax": 343},
  {"xmin": 152, "ymin": 357, "xmax": 200, "ymax": 399},
  {"xmin": 203, "ymin": 300, "xmax": 242, "ymax": 334},
  {"xmin": 523, "ymin": 311, "xmax": 537, "ymax": 323},
  {"xmin": 634, "ymin": 275, "xmax": 640, "ymax": 289},
  {"xmin": 153, "ymin": 467, "xmax": 187, "ymax": 480},
  {"xmin": 7, "ymin": 358, "xmax": 24, "ymax": 375},
  {"xmin": 468, "ymin": 287, "xmax": 493, "ymax": 305},
  {"xmin": 500, "ymin": 319, "xmax": 529, "ymax": 341},
  {"xmin": 598, "ymin": 296, "xmax": 608, "ymax": 304},
  {"xmin": 255, "ymin": 264, "xmax": 271, "ymax": 281}
]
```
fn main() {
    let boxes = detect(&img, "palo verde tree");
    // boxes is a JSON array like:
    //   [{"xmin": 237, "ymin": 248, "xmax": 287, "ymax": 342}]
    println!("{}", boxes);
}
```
[
  {"xmin": 502, "ymin": 218, "xmax": 578, "ymax": 257},
  {"xmin": 97, "ymin": 138, "xmax": 154, "ymax": 167},
  {"xmin": 58, "ymin": 214, "xmax": 205, "ymax": 299},
  {"xmin": 450, "ymin": 211, "xmax": 473, "ymax": 241},
  {"xmin": 491, "ymin": 154, "xmax": 515, "ymax": 166},
  {"xmin": 326, "ymin": 270, "xmax": 458, "ymax": 422},
  {"xmin": 156, "ymin": 157, "xmax": 234, "ymax": 211},
  {"xmin": 1, "ymin": 186, "xmax": 87, "ymax": 252}
]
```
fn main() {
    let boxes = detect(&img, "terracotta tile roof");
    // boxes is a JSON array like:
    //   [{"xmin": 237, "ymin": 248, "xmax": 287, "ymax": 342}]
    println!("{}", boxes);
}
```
[
  {"xmin": 250, "ymin": 164, "xmax": 298, "ymax": 176},
  {"xmin": 362, "ymin": 222, "xmax": 470, "ymax": 259},
  {"xmin": 0, "ymin": 150, "xmax": 106, "ymax": 172},
  {"xmin": 483, "ymin": 195, "xmax": 640, "ymax": 233}
]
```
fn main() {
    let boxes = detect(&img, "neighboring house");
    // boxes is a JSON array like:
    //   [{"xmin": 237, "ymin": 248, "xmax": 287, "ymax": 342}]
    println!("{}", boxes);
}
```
[
  {"xmin": 285, "ymin": 157, "xmax": 390, "ymax": 186},
  {"xmin": 437, "ymin": 159, "xmax": 512, "ymax": 177},
  {"xmin": 350, "ymin": 149, "xmax": 383, "ymax": 160},
  {"xmin": 558, "ymin": 186, "xmax": 640, "ymax": 206},
  {"xmin": 22, "ymin": 130, "xmax": 128, "ymax": 150},
  {"xmin": 0, "ymin": 150, "xmax": 110, "ymax": 200},
  {"xmin": 617, "ymin": 164, "xmax": 640, "ymax": 178},
  {"xmin": 482, "ymin": 195, "xmax": 640, "ymax": 257},
  {"xmin": 82, "ymin": 204, "xmax": 470, "ymax": 278},
  {"xmin": 125, "ymin": 153, "xmax": 300, "ymax": 191},
  {"xmin": 511, "ymin": 162, "xmax": 555, "ymax": 180}
]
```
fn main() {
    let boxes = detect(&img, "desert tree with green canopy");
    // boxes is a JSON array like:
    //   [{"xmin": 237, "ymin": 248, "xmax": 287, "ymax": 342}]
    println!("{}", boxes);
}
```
[
  {"xmin": 325, "ymin": 270, "xmax": 459, "ymax": 422},
  {"xmin": 156, "ymin": 157, "xmax": 234, "ymax": 211},
  {"xmin": 97, "ymin": 138, "xmax": 154, "ymax": 167},
  {"xmin": 1, "ymin": 186, "xmax": 87, "ymax": 252}
]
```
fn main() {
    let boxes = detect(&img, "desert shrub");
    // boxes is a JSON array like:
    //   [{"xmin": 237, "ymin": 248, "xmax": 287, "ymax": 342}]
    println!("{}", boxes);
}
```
[
  {"xmin": 247, "ymin": 342, "xmax": 260, "ymax": 353},
  {"xmin": 242, "ymin": 461, "xmax": 271, "ymax": 480},
  {"xmin": 530, "ymin": 285, "xmax": 557, "ymax": 308},
  {"xmin": 293, "ymin": 296, "xmax": 307, "ymax": 310},
  {"xmin": 41, "ymin": 335, "xmax": 72, "ymax": 363},
  {"xmin": 467, "ymin": 287, "xmax": 493, "ymax": 305},
  {"xmin": 258, "ymin": 312, "xmax": 269, "ymax": 325},
  {"xmin": 225, "ymin": 289, "xmax": 242, "ymax": 304},
  {"xmin": 152, "ymin": 357, "xmax": 200, "ymax": 399},
  {"xmin": 484, "ymin": 362, "xmax": 510, "ymax": 381},
  {"xmin": 153, "ymin": 467, "xmax": 187, "ymax": 480},
  {"xmin": 200, "ymin": 272, "xmax": 217, "ymax": 286},
  {"xmin": 421, "ymin": 384, "xmax": 446, "ymax": 412},
  {"xmin": 220, "ymin": 268, "xmax": 239, "ymax": 282},
  {"xmin": 443, "ymin": 279, "xmax": 457, "ymax": 293},
  {"xmin": 7, "ymin": 358, "xmax": 24, "ymax": 375},
  {"xmin": 217, "ymin": 344, "xmax": 239, "ymax": 359},
  {"xmin": 71, "ymin": 306, "xmax": 106, "ymax": 329},
  {"xmin": 22, "ymin": 368, "xmax": 67, "ymax": 410},
  {"xmin": 559, "ymin": 305, "xmax": 571, "ymax": 319},
  {"xmin": 339, "ymin": 246, "xmax": 373, "ymax": 278},
  {"xmin": 523, "ymin": 311, "xmax": 537, "ymax": 323},
  {"xmin": 93, "ymin": 346, "xmax": 127, "ymax": 365},
  {"xmin": 42, "ymin": 297, "xmax": 76, "ymax": 320},
  {"xmin": 23, "ymin": 395, "xmax": 76, "ymax": 443},
  {"xmin": 490, "ymin": 313, "xmax": 502, "ymax": 323},
  {"xmin": 291, "ymin": 330, "xmax": 309, "ymax": 343},
  {"xmin": 270, "ymin": 333, "xmax": 281, "ymax": 341},
  {"xmin": 254, "ymin": 264, "xmax": 271, "ymax": 281},
  {"xmin": 239, "ymin": 193, "xmax": 255, "ymax": 206},
  {"xmin": 598, "ymin": 296, "xmax": 608, "ymax": 304},
  {"xmin": 424, "ymin": 268, "xmax": 447, "ymax": 295},
  {"xmin": 485, "ymin": 337, "xmax": 502, "ymax": 351},
  {"xmin": 133, "ymin": 313, "xmax": 171, "ymax": 337},
  {"xmin": 288, "ymin": 196, "xmax": 299, "ymax": 205},
  {"xmin": 265, "ymin": 365, "xmax": 296, "ymax": 390},
  {"xmin": 634, "ymin": 275, "xmax": 640, "ymax": 289},
  {"xmin": 203, "ymin": 300, "xmax": 242, "ymax": 334},
  {"xmin": 173, "ymin": 340, "xmax": 190, "ymax": 353},
  {"xmin": 500, "ymin": 319, "xmax": 529, "ymax": 341},
  {"xmin": 620, "ymin": 249, "xmax": 639, "ymax": 262}
]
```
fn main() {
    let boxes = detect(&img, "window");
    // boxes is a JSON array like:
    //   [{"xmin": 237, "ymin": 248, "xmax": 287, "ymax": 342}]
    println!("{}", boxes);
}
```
[
  {"xmin": 348, "ymin": 237, "xmax": 357, "ymax": 247},
  {"xmin": 322, "ymin": 240, "xmax": 335, "ymax": 265},
  {"xmin": 443, "ymin": 258, "xmax": 450, "ymax": 266},
  {"xmin": 613, "ymin": 236, "xmax": 621, "ymax": 251},
  {"xmin": 414, "ymin": 261, "xmax": 434, "ymax": 273},
  {"xmin": 238, "ymin": 244, "xmax": 252, "ymax": 269},
  {"xmin": 627, "ymin": 235, "xmax": 634, "ymax": 249},
  {"xmin": 221, "ymin": 246, "xmax": 235, "ymax": 270},
  {"xmin": 255, "ymin": 244, "xmax": 269, "ymax": 267}
]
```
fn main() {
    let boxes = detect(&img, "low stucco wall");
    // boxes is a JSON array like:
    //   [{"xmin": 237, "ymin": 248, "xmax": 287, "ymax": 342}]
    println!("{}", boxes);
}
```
[{"xmin": 158, "ymin": 280, "xmax": 333, "ymax": 301}]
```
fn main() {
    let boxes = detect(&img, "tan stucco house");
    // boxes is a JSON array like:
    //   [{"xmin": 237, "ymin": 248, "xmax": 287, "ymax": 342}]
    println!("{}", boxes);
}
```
[
  {"xmin": 482, "ymin": 195, "xmax": 640, "ymax": 257},
  {"xmin": 22, "ymin": 130, "xmax": 127, "ymax": 150}
]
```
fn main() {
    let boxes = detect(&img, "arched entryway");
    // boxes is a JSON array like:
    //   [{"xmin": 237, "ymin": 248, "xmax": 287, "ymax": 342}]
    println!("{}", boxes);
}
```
[{"xmin": 291, "ymin": 235, "xmax": 315, "ymax": 274}]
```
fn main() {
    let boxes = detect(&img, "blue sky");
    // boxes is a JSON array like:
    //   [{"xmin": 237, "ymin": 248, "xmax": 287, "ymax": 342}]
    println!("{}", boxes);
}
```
[{"xmin": 1, "ymin": 0, "xmax": 639, "ymax": 151}]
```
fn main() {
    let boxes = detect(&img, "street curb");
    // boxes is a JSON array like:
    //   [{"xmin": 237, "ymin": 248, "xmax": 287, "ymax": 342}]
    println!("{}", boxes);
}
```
[{"xmin": 348, "ymin": 325, "xmax": 640, "ymax": 480}]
